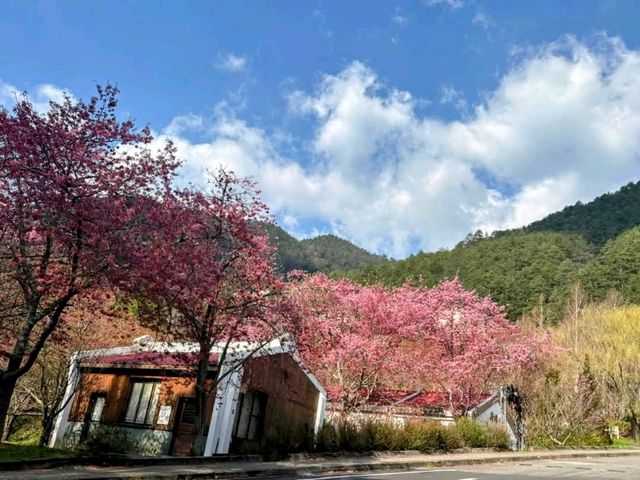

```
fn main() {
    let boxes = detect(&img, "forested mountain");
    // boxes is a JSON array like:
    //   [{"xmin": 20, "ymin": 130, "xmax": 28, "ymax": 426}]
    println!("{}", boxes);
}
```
[
  {"xmin": 261, "ymin": 180, "xmax": 640, "ymax": 323},
  {"xmin": 339, "ymin": 180, "xmax": 640, "ymax": 322},
  {"xmin": 342, "ymin": 231, "xmax": 595, "ymax": 323},
  {"xmin": 525, "ymin": 180, "xmax": 640, "ymax": 245},
  {"xmin": 260, "ymin": 223, "xmax": 387, "ymax": 273},
  {"xmin": 581, "ymin": 226, "xmax": 640, "ymax": 303}
]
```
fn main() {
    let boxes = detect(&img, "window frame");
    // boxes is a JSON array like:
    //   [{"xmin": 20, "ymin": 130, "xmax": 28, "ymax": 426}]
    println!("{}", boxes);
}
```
[
  {"xmin": 123, "ymin": 379, "xmax": 160, "ymax": 427},
  {"xmin": 232, "ymin": 390, "xmax": 267, "ymax": 441}
]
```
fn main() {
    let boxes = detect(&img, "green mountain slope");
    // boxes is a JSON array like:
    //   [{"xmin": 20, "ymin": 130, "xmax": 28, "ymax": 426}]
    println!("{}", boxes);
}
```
[
  {"xmin": 581, "ymin": 226, "xmax": 640, "ymax": 303},
  {"xmin": 263, "ymin": 179, "xmax": 640, "ymax": 322},
  {"xmin": 343, "ymin": 231, "xmax": 595, "ymax": 323},
  {"xmin": 261, "ymin": 223, "xmax": 387, "ymax": 274},
  {"xmin": 339, "ymin": 179, "xmax": 640, "ymax": 322},
  {"xmin": 525, "ymin": 180, "xmax": 640, "ymax": 245}
]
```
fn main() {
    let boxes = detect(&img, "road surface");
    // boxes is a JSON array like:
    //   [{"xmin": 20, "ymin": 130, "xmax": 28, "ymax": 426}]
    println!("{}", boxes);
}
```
[{"xmin": 298, "ymin": 456, "xmax": 640, "ymax": 480}]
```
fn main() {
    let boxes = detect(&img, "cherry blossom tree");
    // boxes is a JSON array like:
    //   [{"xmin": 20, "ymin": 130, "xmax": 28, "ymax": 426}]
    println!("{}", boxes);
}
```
[
  {"xmin": 287, "ymin": 274, "xmax": 421, "ymax": 412},
  {"xmin": 289, "ymin": 275, "xmax": 551, "ymax": 417},
  {"xmin": 123, "ymin": 169, "xmax": 291, "ymax": 455},
  {"xmin": 412, "ymin": 279, "xmax": 552, "ymax": 414},
  {"xmin": 0, "ymin": 85, "xmax": 178, "ymax": 432}
]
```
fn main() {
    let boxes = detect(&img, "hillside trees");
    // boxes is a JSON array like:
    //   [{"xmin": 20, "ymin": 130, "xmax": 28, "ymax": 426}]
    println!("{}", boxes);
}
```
[
  {"xmin": 263, "ymin": 223, "xmax": 387, "ymax": 274},
  {"xmin": 0, "ymin": 86, "xmax": 178, "ymax": 431},
  {"xmin": 123, "ymin": 170, "xmax": 291, "ymax": 455},
  {"xmin": 526, "ymin": 181, "xmax": 640, "ymax": 246},
  {"xmin": 345, "ymin": 232, "xmax": 593, "ymax": 323},
  {"xmin": 581, "ymin": 227, "xmax": 640, "ymax": 303},
  {"xmin": 561, "ymin": 304, "xmax": 640, "ymax": 439}
]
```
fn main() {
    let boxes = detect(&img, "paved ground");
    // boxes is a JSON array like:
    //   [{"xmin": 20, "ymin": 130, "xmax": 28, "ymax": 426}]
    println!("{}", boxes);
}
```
[
  {"xmin": 2, "ymin": 451, "xmax": 640, "ymax": 480},
  {"xmin": 299, "ymin": 456, "xmax": 640, "ymax": 480}
]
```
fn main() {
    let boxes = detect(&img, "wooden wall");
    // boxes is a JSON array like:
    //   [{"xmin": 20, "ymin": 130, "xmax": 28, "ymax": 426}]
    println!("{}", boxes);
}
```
[
  {"xmin": 69, "ymin": 370, "xmax": 209, "ymax": 431},
  {"xmin": 241, "ymin": 353, "xmax": 319, "ymax": 440}
]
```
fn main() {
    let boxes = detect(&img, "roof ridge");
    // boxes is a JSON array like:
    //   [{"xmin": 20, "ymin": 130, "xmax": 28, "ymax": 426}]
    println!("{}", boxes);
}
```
[{"xmin": 392, "ymin": 389, "xmax": 423, "ymax": 406}]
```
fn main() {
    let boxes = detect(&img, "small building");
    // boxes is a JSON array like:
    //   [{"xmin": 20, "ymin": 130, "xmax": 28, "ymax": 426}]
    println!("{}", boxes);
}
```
[
  {"xmin": 326, "ymin": 388, "xmax": 519, "ymax": 449},
  {"xmin": 50, "ymin": 337, "xmax": 326, "ymax": 456}
]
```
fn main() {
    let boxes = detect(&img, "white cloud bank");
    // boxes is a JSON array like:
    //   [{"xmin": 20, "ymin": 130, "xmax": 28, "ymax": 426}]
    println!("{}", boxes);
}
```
[
  {"xmin": 163, "ymin": 36, "xmax": 640, "ymax": 257},
  {"xmin": 6, "ymin": 35, "xmax": 640, "ymax": 258}
]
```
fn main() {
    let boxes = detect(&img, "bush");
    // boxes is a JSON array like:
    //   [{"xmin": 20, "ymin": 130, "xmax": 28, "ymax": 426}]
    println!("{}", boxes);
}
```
[
  {"xmin": 7, "ymin": 416, "xmax": 42, "ymax": 446},
  {"xmin": 316, "ymin": 422, "xmax": 340, "ymax": 452},
  {"xmin": 453, "ymin": 417, "xmax": 486, "ymax": 448},
  {"xmin": 234, "ymin": 423, "xmax": 316, "ymax": 460},
  {"xmin": 336, "ymin": 419, "xmax": 366, "ymax": 451},
  {"xmin": 483, "ymin": 423, "xmax": 511, "ymax": 450},
  {"xmin": 314, "ymin": 417, "xmax": 505, "ymax": 454},
  {"xmin": 85, "ymin": 425, "xmax": 134, "ymax": 454},
  {"xmin": 405, "ymin": 420, "xmax": 461, "ymax": 452}
]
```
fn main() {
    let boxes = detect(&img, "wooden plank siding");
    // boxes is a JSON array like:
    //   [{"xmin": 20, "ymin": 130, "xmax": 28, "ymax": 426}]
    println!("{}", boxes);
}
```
[
  {"xmin": 241, "ymin": 353, "xmax": 319, "ymax": 442},
  {"xmin": 69, "ymin": 369, "xmax": 215, "ymax": 432}
]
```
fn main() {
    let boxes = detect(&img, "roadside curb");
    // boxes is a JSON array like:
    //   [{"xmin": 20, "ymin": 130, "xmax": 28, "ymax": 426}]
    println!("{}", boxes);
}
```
[
  {"xmin": 5, "ymin": 449, "xmax": 640, "ymax": 480},
  {"xmin": 0, "ymin": 453, "xmax": 262, "ymax": 472}
]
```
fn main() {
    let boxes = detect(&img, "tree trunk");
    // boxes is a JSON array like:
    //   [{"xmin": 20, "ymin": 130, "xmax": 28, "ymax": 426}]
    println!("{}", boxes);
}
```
[
  {"xmin": 39, "ymin": 415, "xmax": 56, "ymax": 447},
  {"xmin": 629, "ymin": 410, "xmax": 640, "ymax": 441},
  {"xmin": 190, "ymin": 355, "xmax": 211, "ymax": 456},
  {"xmin": 1, "ymin": 413, "xmax": 16, "ymax": 442},
  {"xmin": 0, "ymin": 378, "xmax": 18, "ymax": 440}
]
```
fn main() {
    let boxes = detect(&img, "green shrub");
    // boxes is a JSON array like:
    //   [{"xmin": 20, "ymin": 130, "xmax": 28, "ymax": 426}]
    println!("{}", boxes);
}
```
[
  {"xmin": 314, "ymin": 417, "xmax": 508, "ymax": 454},
  {"xmin": 7, "ymin": 416, "xmax": 42, "ymax": 446},
  {"xmin": 315, "ymin": 422, "xmax": 340, "ymax": 452},
  {"xmin": 265, "ymin": 423, "xmax": 315, "ymax": 460},
  {"xmin": 483, "ymin": 423, "xmax": 510, "ymax": 450},
  {"xmin": 454, "ymin": 417, "xmax": 486, "ymax": 448},
  {"xmin": 336, "ymin": 419, "xmax": 366, "ymax": 451},
  {"xmin": 85, "ymin": 425, "xmax": 133, "ymax": 454},
  {"xmin": 405, "ymin": 420, "xmax": 460, "ymax": 452},
  {"xmin": 234, "ymin": 423, "xmax": 315, "ymax": 460},
  {"xmin": 372, "ymin": 421, "xmax": 405, "ymax": 451},
  {"xmin": 565, "ymin": 429, "xmax": 609, "ymax": 447}
]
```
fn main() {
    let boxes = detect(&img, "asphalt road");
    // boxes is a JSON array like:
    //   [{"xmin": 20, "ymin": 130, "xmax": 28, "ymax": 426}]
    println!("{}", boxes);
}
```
[{"xmin": 298, "ymin": 456, "xmax": 640, "ymax": 480}]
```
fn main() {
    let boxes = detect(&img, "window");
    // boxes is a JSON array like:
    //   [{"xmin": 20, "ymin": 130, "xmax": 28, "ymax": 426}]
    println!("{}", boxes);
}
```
[
  {"xmin": 90, "ymin": 395, "xmax": 106, "ymax": 422},
  {"xmin": 124, "ymin": 380, "xmax": 160, "ymax": 425},
  {"xmin": 232, "ymin": 391, "xmax": 267, "ymax": 440}
]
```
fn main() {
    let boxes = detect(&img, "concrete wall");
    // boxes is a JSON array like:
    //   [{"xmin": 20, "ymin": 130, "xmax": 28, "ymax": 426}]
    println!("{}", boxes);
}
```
[
  {"xmin": 60, "ymin": 421, "xmax": 173, "ymax": 456},
  {"xmin": 474, "ymin": 398, "xmax": 518, "ymax": 449}
]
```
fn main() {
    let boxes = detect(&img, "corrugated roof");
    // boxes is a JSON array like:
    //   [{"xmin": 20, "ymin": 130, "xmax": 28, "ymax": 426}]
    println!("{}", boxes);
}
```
[{"xmin": 81, "ymin": 351, "xmax": 220, "ymax": 369}]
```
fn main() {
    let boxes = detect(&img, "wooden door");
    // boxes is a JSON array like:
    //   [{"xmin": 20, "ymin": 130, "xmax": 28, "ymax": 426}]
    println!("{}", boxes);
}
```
[{"xmin": 171, "ymin": 397, "xmax": 197, "ymax": 456}]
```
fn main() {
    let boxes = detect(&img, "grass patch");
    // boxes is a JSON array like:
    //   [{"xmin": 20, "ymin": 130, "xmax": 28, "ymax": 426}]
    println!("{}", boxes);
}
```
[
  {"xmin": 612, "ymin": 437, "xmax": 640, "ymax": 448},
  {"xmin": 0, "ymin": 442, "xmax": 78, "ymax": 462}
]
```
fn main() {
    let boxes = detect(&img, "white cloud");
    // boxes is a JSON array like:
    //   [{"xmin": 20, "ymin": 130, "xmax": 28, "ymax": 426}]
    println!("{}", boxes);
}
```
[
  {"xmin": 164, "ymin": 35, "xmax": 640, "ymax": 258},
  {"xmin": 215, "ymin": 53, "xmax": 248, "ymax": 72},
  {"xmin": 391, "ymin": 7, "xmax": 408, "ymax": 27},
  {"xmin": 424, "ymin": 0, "xmax": 464, "ymax": 9},
  {"xmin": 440, "ymin": 86, "xmax": 468, "ymax": 111},
  {"xmin": 7, "ymin": 35, "xmax": 640, "ymax": 258},
  {"xmin": 0, "ymin": 80, "xmax": 74, "ymax": 113},
  {"xmin": 472, "ymin": 11, "xmax": 494, "ymax": 30},
  {"xmin": 0, "ymin": 80, "xmax": 20, "ymax": 107}
]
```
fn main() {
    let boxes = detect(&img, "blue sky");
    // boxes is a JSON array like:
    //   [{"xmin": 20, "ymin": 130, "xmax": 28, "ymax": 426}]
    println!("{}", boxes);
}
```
[{"xmin": 3, "ymin": 1, "xmax": 640, "ymax": 257}]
